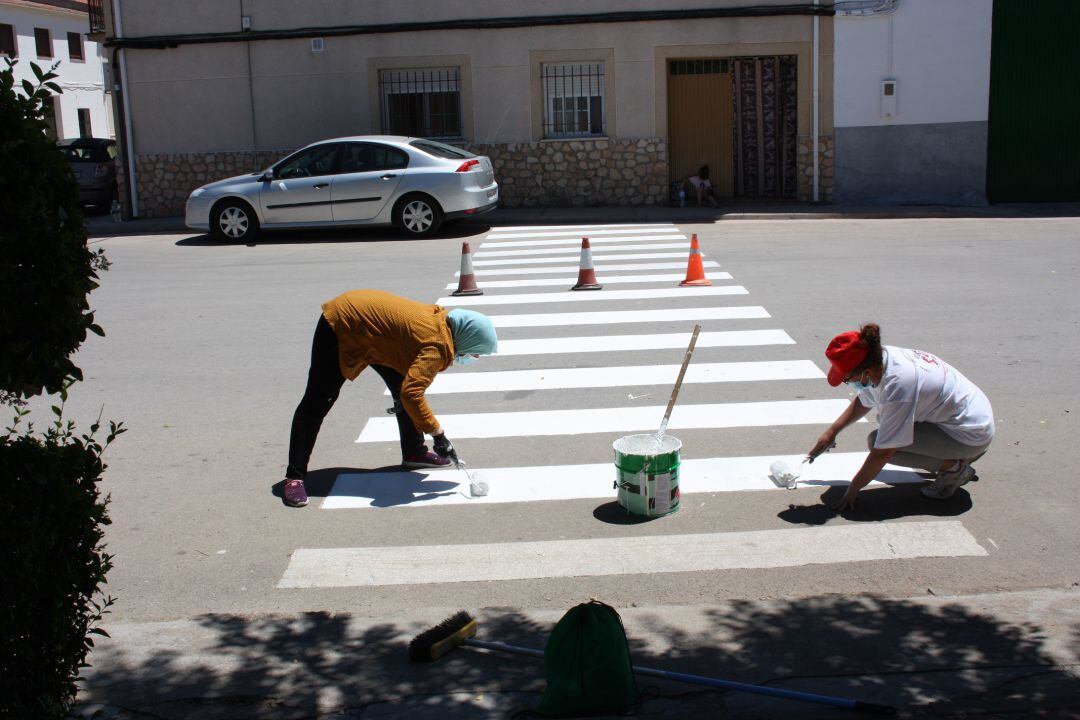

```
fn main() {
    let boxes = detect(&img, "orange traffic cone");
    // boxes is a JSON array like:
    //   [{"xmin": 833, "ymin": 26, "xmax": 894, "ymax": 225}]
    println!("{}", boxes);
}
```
[
  {"xmin": 679, "ymin": 233, "xmax": 711, "ymax": 286},
  {"xmin": 452, "ymin": 241, "xmax": 484, "ymax": 296},
  {"xmin": 571, "ymin": 237, "xmax": 603, "ymax": 291}
]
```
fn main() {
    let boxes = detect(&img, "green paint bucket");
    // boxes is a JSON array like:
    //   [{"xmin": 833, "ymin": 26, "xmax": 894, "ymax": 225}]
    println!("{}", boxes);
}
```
[{"xmin": 613, "ymin": 434, "xmax": 682, "ymax": 517}]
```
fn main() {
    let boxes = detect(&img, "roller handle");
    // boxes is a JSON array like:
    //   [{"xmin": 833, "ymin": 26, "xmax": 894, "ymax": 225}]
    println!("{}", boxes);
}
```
[{"xmin": 659, "ymin": 324, "xmax": 702, "ymax": 435}]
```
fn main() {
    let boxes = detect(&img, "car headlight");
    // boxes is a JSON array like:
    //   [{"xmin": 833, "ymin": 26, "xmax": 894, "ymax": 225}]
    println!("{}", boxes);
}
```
[{"xmin": 190, "ymin": 188, "xmax": 206, "ymax": 198}]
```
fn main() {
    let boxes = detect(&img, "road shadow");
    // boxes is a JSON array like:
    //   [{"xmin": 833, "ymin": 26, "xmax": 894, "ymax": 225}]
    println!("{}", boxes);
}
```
[
  {"xmin": 77, "ymin": 593, "xmax": 1080, "ymax": 718},
  {"xmin": 175, "ymin": 220, "xmax": 491, "ymax": 248},
  {"xmin": 777, "ymin": 483, "xmax": 975, "ymax": 526},
  {"xmin": 273, "ymin": 466, "xmax": 463, "ymax": 508},
  {"xmin": 592, "ymin": 500, "xmax": 662, "ymax": 525}
]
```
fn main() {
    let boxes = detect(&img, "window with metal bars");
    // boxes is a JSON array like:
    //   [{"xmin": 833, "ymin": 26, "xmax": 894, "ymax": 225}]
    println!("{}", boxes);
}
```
[
  {"xmin": 542, "ymin": 62, "xmax": 605, "ymax": 138},
  {"xmin": 0, "ymin": 24, "xmax": 15, "ymax": 57},
  {"xmin": 379, "ymin": 67, "xmax": 462, "ymax": 140},
  {"xmin": 669, "ymin": 59, "xmax": 729, "ymax": 76},
  {"xmin": 87, "ymin": 0, "xmax": 106, "ymax": 34}
]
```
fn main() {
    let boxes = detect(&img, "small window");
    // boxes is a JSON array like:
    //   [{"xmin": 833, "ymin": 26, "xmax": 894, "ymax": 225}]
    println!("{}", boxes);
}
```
[
  {"xmin": 35, "ymin": 28, "xmax": 51, "ymax": 58},
  {"xmin": 543, "ymin": 63, "xmax": 605, "ymax": 138},
  {"xmin": 77, "ymin": 109, "xmax": 92, "ymax": 138},
  {"xmin": 379, "ymin": 67, "xmax": 462, "ymax": 140},
  {"xmin": 274, "ymin": 144, "xmax": 340, "ymax": 179},
  {"xmin": 0, "ymin": 24, "xmax": 16, "ymax": 57},
  {"xmin": 409, "ymin": 139, "xmax": 475, "ymax": 160},
  {"xmin": 67, "ymin": 32, "xmax": 83, "ymax": 61},
  {"xmin": 339, "ymin": 143, "xmax": 409, "ymax": 173}
]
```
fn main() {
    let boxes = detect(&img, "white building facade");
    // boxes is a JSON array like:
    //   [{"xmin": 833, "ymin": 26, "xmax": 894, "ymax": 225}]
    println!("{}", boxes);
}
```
[{"xmin": 0, "ymin": 0, "xmax": 113, "ymax": 140}]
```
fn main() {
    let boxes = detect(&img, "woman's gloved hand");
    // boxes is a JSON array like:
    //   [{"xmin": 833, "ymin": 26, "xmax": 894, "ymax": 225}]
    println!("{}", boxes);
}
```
[{"xmin": 433, "ymin": 432, "xmax": 458, "ymax": 463}]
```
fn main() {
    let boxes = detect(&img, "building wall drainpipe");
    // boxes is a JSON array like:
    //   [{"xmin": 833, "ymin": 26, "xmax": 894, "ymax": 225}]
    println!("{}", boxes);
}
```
[
  {"xmin": 812, "ymin": 0, "xmax": 820, "ymax": 202},
  {"xmin": 113, "ymin": 0, "xmax": 139, "ymax": 217}
]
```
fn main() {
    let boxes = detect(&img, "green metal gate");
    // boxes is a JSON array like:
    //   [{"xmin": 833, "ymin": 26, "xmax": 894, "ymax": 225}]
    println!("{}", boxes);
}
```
[{"xmin": 987, "ymin": 0, "xmax": 1080, "ymax": 202}]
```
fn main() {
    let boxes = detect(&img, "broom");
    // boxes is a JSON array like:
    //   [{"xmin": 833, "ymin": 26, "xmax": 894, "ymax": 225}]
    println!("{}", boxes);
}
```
[{"xmin": 409, "ymin": 611, "xmax": 896, "ymax": 716}]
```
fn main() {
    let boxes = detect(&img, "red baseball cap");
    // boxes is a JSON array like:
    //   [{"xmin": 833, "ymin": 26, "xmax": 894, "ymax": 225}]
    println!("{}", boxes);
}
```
[{"xmin": 825, "ymin": 331, "xmax": 868, "ymax": 387}]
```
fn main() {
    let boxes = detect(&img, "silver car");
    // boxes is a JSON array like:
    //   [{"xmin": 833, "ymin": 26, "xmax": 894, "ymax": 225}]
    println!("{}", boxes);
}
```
[{"xmin": 185, "ymin": 136, "xmax": 498, "ymax": 241}]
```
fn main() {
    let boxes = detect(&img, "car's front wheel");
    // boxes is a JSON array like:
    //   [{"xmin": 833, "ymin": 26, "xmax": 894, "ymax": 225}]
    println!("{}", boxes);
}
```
[
  {"xmin": 211, "ymin": 199, "xmax": 260, "ymax": 242},
  {"xmin": 393, "ymin": 194, "xmax": 443, "ymax": 238}
]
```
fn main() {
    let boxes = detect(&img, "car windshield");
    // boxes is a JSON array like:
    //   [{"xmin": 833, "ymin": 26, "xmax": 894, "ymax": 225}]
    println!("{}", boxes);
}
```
[
  {"xmin": 60, "ymin": 144, "xmax": 112, "ymax": 162},
  {"xmin": 409, "ymin": 139, "xmax": 475, "ymax": 160}
]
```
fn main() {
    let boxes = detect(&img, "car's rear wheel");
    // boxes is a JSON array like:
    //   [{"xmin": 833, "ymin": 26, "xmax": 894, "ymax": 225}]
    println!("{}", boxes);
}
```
[
  {"xmin": 393, "ymin": 194, "xmax": 443, "ymax": 238},
  {"xmin": 211, "ymin": 199, "xmax": 260, "ymax": 242}
]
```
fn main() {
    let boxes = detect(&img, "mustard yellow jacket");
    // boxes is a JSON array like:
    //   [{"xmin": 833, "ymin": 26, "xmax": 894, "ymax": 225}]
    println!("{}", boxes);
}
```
[{"xmin": 321, "ymin": 289, "xmax": 454, "ymax": 434}]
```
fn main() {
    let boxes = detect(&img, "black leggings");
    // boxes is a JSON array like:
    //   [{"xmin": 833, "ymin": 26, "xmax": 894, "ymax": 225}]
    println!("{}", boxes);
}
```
[{"xmin": 286, "ymin": 316, "xmax": 426, "ymax": 480}]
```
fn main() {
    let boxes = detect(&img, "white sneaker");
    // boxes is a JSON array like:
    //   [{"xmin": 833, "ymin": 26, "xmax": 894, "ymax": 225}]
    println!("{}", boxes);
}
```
[{"xmin": 920, "ymin": 461, "xmax": 976, "ymax": 500}]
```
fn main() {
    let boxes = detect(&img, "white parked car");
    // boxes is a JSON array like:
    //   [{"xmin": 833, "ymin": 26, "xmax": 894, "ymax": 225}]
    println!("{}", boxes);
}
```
[{"xmin": 185, "ymin": 136, "xmax": 498, "ymax": 241}]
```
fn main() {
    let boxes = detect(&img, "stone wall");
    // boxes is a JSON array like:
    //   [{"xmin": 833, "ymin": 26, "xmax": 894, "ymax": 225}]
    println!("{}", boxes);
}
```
[
  {"xmin": 466, "ymin": 138, "xmax": 669, "ymax": 208},
  {"xmin": 797, "ymin": 133, "xmax": 835, "ymax": 203}
]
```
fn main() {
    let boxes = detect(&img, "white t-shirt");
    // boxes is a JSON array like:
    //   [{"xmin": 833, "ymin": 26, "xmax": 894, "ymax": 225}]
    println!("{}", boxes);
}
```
[{"xmin": 856, "ymin": 346, "xmax": 994, "ymax": 449}]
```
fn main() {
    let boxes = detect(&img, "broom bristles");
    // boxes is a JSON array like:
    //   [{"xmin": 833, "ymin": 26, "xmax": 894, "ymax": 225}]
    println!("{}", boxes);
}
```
[{"xmin": 408, "ymin": 610, "xmax": 476, "ymax": 662}]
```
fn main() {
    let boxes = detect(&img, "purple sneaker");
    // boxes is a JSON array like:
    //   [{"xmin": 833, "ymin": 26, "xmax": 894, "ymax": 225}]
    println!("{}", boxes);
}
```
[
  {"xmin": 283, "ymin": 478, "xmax": 309, "ymax": 507},
  {"xmin": 402, "ymin": 451, "xmax": 452, "ymax": 469}
]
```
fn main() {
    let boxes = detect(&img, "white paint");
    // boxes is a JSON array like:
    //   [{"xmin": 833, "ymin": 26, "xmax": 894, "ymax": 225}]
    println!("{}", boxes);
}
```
[
  {"xmin": 495, "ymin": 328, "xmax": 791, "ymax": 353},
  {"xmin": 278, "ymin": 521, "xmax": 986, "ymax": 587},
  {"xmin": 357, "ymin": 399, "xmax": 855, "ymax": 441},
  {"xmin": 461, "ymin": 261, "xmax": 721, "ymax": 277},
  {"xmin": 438, "ymin": 286, "xmax": 747, "ymax": 307},
  {"xmin": 473, "ymin": 252, "xmax": 693, "ymax": 267},
  {"xmin": 445, "ymin": 272, "xmax": 731, "ymax": 289},
  {"xmin": 834, "ymin": 0, "xmax": 993, "ymax": 127},
  {"xmin": 321, "ymin": 452, "xmax": 921, "ymax": 509},
  {"xmin": 487, "ymin": 223, "xmax": 675, "ymax": 234},
  {"xmin": 480, "ymin": 234, "xmax": 685, "ymax": 249},
  {"xmin": 419, "ymin": 360, "xmax": 824, "ymax": 394},
  {"xmin": 474, "ymin": 242, "xmax": 688, "ymax": 258},
  {"xmin": 485, "ymin": 227, "xmax": 681, "ymax": 240},
  {"xmin": 487, "ymin": 306, "xmax": 769, "ymax": 329}
]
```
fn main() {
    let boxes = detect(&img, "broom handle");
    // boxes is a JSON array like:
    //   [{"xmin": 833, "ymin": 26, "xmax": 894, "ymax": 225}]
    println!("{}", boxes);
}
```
[
  {"xmin": 464, "ymin": 638, "xmax": 894, "ymax": 715},
  {"xmin": 659, "ymin": 324, "xmax": 702, "ymax": 436}
]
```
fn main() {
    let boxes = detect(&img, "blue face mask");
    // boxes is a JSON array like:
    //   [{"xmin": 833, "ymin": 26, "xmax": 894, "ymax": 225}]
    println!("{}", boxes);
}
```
[
  {"xmin": 455, "ymin": 354, "xmax": 478, "ymax": 366},
  {"xmin": 845, "ymin": 376, "xmax": 873, "ymax": 392}
]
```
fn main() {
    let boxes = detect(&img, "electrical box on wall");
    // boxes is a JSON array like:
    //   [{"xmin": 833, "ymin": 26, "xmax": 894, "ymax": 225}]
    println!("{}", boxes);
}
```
[
  {"xmin": 311, "ymin": 37, "xmax": 325, "ymax": 53},
  {"xmin": 880, "ymin": 79, "xmax": 897, "ymax": 118}
]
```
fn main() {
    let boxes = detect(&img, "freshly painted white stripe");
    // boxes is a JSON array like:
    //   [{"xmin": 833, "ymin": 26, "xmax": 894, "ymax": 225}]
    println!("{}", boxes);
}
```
[
  {"xmin": 488, "ymin": 306, "xmax": 770, "ymax": 329},
  {"xmin": 357, "ymin": 399, "xmax": 853, "ymax": 441},
  {"xmin": 486, "ymin": 227, "xmax": 679, "ymax": 240},
  {"xmin": 480, "ymin": 234, "xmax": 685, "ymax": 249},
  {"xmin": 496, "ymin": 328, "xmax": 790, "ymax": 352},
  {"xmin": 461, "ymin": 261, "xmax": 721, "ymax": 277},
  {"xmin": 438, "ymin": 286, "xmax": 747, "ymax": 307},
  {"xmin": 278, "ymin": 521, "xmax": 985, "ymax": 587},
  {"xmin": 487, "ymin": 223, "xmax": 675, "ymax": 234},
  {"xmin": 321, "ymin": 452, "xmax": 922, "ymax": 509},
  {"xmin": 444, "ymin": 272, "xmax": 732, "ymax": 289},
  {"xmin": 418, "ymin": 360, "xmax": 823, "ymax": 395},
  {"xmin": 474, "ymin": 242, "xmax": 688, "ymax": 258},
  {"xmin": 473, "ymin": 252, "xmax": 692, "ymax": 267}
]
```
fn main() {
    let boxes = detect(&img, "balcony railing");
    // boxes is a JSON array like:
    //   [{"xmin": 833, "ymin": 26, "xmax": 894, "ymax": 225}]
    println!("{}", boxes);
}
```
[{"xmin": 88, "ymin": 0, "xmax": 105, "ymax": 35}]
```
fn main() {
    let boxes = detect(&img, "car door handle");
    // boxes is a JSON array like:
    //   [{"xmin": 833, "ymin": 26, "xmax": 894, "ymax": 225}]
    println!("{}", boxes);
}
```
[
  {"xmin": 380, "ymin": 174, "xmax": 397, "ymax": 180},
  {"xmin": 313, "ymin": 183, "xmax": 329, "ymax": 189}
]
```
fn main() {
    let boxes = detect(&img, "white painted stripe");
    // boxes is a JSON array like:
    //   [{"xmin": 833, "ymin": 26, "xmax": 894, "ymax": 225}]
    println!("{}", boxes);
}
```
[
  {"xmin": 461, "ymin": 261, "xmax": 721, "ymax": 277},
  {"xmin": 488, "ymin": 307, "xmax": 770, "ymax": 329},
  {"xmin": 357, "ymin": 399, "xmax": 854, "ymax": 441},
  {"xmin": 278, "ymin": 521, "xmax": 986, "ymax": 587},
  {"xmin": 486, "ymin": 227, "xmax": 679, "ymax": 240},
  {"xmin": 321, "ymin": 452, "xmax": 922, "ymax": 509},
  {"xmin": 444, "ymin": 272, "xmax": 732, "ymax": 289},
  {"xmin": 418, "ymin": 360, "xmax": 823, "ymax": 394},
  {"xmin": 480, "ymin": 234, "xmax": 685, "ymax": 249},
  {"xmin": 473, "ymin": 252, "xmax": 692, "ymax": 267},
  {"xmin": 487, "ymin": 223, "xmax": 675, "ymax": 234},
  {"xmin": 475, "ymin": 242, "xmax": 688, "ymax": 258},
  {"xmin": 496, "ymin": 328, "xmax": 790, "ymax": 352},
  {"xmin": 438, "ymin": 286, "xmax": 748, "ymax": 307}
]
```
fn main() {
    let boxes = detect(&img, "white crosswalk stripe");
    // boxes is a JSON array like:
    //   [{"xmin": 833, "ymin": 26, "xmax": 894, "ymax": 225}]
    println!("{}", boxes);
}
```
[
  {"xmin": 495, "ymin": 329, "xmax": 792, "ymax": 353},
  {"xmin": 438, "ymin": 286, "xmax": 748, "ymax": 307},
  {"xmin": 486, "ymin": 308, "xmax": 772, "ymax": 329},
  {"xmin": 479, "ymin": 233, "xmax": 686, "ymax": 249},
  {"xmin": 459, "ymin": 260, "xmax": 721, "ymax": 276},
  {"xmin": 474, "ymin": 242, "xmax": 689, "ymax": 258},
  {"xmin": 444, "ymin": 272, "xmax": 731, "ymax": 289},
  {"xmin": 472, "ymin": 251, "xmax": 694, "ymax": 266}
]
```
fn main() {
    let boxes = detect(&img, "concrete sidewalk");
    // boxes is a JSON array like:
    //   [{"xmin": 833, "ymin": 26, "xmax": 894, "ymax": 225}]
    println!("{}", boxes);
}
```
[
  {"xmin": 84, "ymin": 201, "xmax": 1080, "ymax": 238},
  {"xmin": 76, "ymin": 587, "xmax": 1080, "ymax": 719}
]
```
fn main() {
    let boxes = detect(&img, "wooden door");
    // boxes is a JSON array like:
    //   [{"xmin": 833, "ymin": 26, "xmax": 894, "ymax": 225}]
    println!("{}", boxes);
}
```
[{"xmin": 668, "ymin": 59, "xmax": 734, "ymax": 198}]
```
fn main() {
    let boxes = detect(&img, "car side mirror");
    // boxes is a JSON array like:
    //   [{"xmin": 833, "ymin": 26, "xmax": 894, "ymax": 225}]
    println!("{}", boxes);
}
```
[{"xmin": 260, "ymin": 170, "xmax": 274, "ymax": 182}]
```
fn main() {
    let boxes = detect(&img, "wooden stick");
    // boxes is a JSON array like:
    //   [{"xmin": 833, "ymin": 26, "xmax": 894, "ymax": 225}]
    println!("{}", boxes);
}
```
[{"xmin": 659, "ymin": 324, "xmax": 701, "ymax": 435}]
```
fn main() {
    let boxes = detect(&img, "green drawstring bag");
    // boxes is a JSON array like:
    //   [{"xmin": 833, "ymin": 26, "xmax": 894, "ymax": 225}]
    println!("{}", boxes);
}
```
[{"xmin": 537, "ymin": 600, "xmax": 639, "ymax": 717}]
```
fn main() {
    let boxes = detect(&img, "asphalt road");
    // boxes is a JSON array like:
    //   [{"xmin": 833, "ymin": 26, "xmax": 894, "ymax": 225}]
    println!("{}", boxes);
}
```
[{"xmin": 54, "ymin": 215, "xmax": 1080, "ymax": 717}]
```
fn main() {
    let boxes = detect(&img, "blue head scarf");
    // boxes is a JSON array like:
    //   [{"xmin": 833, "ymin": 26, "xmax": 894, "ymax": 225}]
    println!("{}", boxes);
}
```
[{"xmin": 447, "ymin": 309, "xmax": 498, "ymax": 364}]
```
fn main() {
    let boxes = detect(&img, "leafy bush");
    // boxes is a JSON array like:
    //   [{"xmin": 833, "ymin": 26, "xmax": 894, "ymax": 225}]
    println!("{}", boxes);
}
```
[
  {"xmin": 0, "ymin": 392, "xmax": 123, "ymax": 718},
  {"xmin": 0, "ymin": 59, "xmax": 121, "ymax": 718},
  {"xmin": 0, "ymin": 58, "xmax": 108, "ymax": 402}
]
